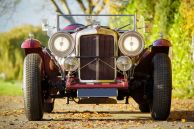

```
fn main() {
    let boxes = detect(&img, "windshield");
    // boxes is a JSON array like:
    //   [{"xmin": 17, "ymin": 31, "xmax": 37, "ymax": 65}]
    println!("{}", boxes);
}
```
[{"xmin": 57, "ymin": 14, "xmax": 136, "ymax": 31}]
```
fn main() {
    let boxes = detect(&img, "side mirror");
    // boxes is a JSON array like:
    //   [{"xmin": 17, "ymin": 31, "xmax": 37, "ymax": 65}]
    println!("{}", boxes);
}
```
[{"xmin": 41, "ymin": 19, "xmax": 49, "ymax": 31}]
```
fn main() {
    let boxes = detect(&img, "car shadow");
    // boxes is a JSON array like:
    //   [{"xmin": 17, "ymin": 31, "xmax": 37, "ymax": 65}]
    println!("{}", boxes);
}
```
[
  {"xmin": 42, "ymin": 110, "xmax": 194, "ymax": 122},
  {"xmin": 50, "ymin": 110, "xmax": 144, "ymax": 114},
  {"xmin": 43, "ymin": 110, "xmax": 151, "ymax": 121}
]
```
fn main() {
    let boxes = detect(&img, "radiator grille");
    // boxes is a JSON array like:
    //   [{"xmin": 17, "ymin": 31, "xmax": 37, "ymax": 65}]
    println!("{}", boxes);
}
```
[{"xmin": 79, "ymin": 34, "xmax": 115, "ymax": 81}]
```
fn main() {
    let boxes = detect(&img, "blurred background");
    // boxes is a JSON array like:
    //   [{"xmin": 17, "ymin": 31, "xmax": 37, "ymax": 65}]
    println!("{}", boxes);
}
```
[{"xmin": 0, "ymin": 0, "xmax": 193, "ymax": 98}]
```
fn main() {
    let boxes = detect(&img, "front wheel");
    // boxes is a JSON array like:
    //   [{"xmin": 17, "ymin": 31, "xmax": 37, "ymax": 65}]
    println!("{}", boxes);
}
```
[
  {"xmin": 23, "ymin": 54, "xmax": 43, "ymax": 121},
  {"xmin": 151, "ymin": 53, "xmax": 172, "ymax": 120}
]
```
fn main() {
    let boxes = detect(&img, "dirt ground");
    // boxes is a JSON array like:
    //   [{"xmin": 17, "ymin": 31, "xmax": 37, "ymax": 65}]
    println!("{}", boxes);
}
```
[{"xmin": 0, "ymin": 96, "xmax": 194, "ymax": 129}]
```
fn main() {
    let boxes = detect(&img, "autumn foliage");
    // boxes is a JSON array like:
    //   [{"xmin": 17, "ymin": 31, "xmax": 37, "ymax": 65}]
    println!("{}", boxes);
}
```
[{"xmin": 110, "ymin": 0, "xmax": 194, "ymax": 98}]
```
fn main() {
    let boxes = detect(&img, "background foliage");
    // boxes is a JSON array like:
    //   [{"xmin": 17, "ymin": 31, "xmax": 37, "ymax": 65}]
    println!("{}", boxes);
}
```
[
  {"xmin": 0, "ymin": 0, "xmax": 193, "ymax": 98},
  {"xmin": 110, "ymin": 0, "xmax": 194, "ymax": 98},
  {"xmin": 0, "ymin": 25, "xmax": 48, "ymax": 80}
]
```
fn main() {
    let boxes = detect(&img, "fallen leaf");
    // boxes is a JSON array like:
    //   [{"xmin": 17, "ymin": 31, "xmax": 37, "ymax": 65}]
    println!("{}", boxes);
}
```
[
  {"xmin": 181, "ymin": 118, "xmax": 186, "ymax": 122},
  {"xmin": 156, "ymin": 127, "xmax": 164, "ymax": 129}
]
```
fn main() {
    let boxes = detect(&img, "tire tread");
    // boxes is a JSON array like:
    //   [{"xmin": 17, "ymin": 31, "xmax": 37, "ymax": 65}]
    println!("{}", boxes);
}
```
[
  {"xmin": 151, "ymin": 53, "xmax": 172, "ymax": 120},
  {"xmin": 23, "ymin": 54, "xmax": 43, "ymax": 121}
]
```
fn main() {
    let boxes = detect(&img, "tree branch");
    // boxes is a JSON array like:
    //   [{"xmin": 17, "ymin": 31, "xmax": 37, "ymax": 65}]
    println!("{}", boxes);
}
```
[
  {"xmin": 94, "ymin": 0, "xmax": 100, "ymax": 6},
  {"xmin": 50, "ymin": 0, "xmax": 64, "ymax": 15},
  {"xmin": 87, "ymin": 0, "xmax": 95, "ymax": 14},
  {"xmin": 0, "ymin": 0, "xmax": 20, "ymax": 17},
  {"xmin": 60, "ymin": 0, "xmax": 71, "ymax": 14},
  {"xmin": 94, "ymin": 0, "xmax": 106, "ymax": 15},
  {"xmin": 76, "ymin": 0, "xmax": 87, "ymax": 14},
  {"xmin": 50, "ymin": 0, "xmax": 75, "ymax": 23}
]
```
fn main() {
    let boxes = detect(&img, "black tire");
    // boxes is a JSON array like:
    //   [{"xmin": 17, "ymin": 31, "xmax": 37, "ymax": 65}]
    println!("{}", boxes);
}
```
[
  {"xmin": 44, "ymin": 101, "xmax": 54, "ymax": 113},
  {"xmin": 151, "ymin": 53, "xmax": 172, "ymax": 120},
  {"xmin": 23, "ymin": 54, "xmax": 43, "ymax": 121},
  {"xmin": 139, "ymin": 104, "xmax": 150, "ymax": 113}
]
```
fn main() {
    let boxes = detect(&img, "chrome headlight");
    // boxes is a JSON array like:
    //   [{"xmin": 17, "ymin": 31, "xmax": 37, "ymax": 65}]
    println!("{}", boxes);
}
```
[
  {"xmin": 116, "ymin": 56, "xmax": 132, "ymax": 71},
  {"xmin": 63, "ymin": 57, "xmax": 79, "ymax": 71},
  {"xmin": 119, "ymin": 31, "xmax": 144, "ymax": 56},
  {"xmin": 48, "ymin": 32, "xmax": 74, "ymax": 58}
]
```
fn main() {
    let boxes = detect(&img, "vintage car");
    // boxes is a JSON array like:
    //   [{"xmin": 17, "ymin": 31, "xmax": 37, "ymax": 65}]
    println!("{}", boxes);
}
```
[{"xmin": 21, "ymin": 14, "xmax": 172, "ymax": 121}]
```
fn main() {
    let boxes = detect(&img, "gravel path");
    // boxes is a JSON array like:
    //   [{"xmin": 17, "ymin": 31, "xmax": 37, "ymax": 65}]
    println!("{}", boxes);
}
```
[{"xmin": 0, "ymin": 96, "xmax": 194, "ymax": 129}]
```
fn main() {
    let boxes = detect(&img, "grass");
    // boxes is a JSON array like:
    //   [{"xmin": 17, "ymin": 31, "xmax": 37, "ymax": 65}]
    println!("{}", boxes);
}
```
[
  {"xmin": 0, "ymin": 79, "xmax": 193, "ymax": 98},
  {"xmin": 0, "ymin": 80, "xmax": 22, "ymax": 96}
]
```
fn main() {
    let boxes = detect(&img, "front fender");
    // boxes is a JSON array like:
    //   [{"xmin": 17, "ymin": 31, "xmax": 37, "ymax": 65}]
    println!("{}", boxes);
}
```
[
  {"xmin": 152, "ymin": 39, "xmax": 171, "ymax": 54},
  {"xmin": 21, "ymin": 38, "xmax": 42, "ymax": 55},
  {"xmin": 153, "ymin": 39, "xmax": 171, "ymax": 47},
  {"xmin": 21, "ymin": 39, "xmax": 41, "ymax": 48}
]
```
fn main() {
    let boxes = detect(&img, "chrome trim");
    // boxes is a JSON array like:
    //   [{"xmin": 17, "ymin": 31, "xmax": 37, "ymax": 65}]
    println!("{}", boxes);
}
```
[
  {"xmin": 57, "ymin": 14, "xmax": 136, "ymax": 31},
  {"xmin": 116, "ymin": 56, "xmax": 132, "ymax": 71},
  {"xmin": 48, "ymin": 31, "xmax": 75, "ymax": 58},
  {"xmin": 96, "ymin": 36, "xmax": 99, "ymax": 80},
  {"xmin": 118, "ymin": 31, "xmax": 144, "ymax": 56},
  {"xmin": 80, "ymin": 80, "xmax": 115, "ymax": 83},
  {"xmin": 76, "ymin": 27, "xmax": 118, "ymax": 83}
]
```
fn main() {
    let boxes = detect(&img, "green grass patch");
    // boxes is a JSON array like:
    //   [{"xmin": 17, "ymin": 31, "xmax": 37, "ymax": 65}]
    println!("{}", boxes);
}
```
[
  {"xmin": 0, "ymin": 80, "xmax": 22, "ymax": 96},
  {"xmin": 0, "ymin": 79, "xmax": 193, "ymax": 98}
]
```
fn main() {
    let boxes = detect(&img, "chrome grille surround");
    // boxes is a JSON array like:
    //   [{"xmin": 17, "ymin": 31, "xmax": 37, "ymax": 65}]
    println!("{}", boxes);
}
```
[{"xmin": 75, "ymin": 27, "xmax": 118, "ymax": 83}]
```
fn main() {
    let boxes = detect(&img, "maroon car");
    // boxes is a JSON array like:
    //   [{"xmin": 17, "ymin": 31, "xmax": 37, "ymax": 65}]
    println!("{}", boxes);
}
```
[{"xmin": 21, "ymin": 14, "xmax": 172, "ymax": 121}]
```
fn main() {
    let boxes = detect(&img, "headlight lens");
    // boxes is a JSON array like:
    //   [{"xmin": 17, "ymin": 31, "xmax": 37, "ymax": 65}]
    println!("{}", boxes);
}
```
[
  {"xmin": 54, "ymin": 37, "xmax": 70, "ymax": 52},
  {"xmin": 63, "ymin": 57, "xmax": 79, "ymax": 71},
  {"xmin": 116, "ymin": 56, "xmax": 132, "ymax": 71},
  {"xmin": 119, "ymin": 31, "xmax": 144, "ymax": 56},
  {"xmin": 48, "ymin": 32, "xmax": 74, "ymax": 57}
]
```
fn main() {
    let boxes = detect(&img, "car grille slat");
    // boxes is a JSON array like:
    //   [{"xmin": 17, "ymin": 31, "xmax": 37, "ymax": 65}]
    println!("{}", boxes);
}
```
[{"xmin": 80, "ymin": 34, "xmax": 115, "ymax": 81}]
